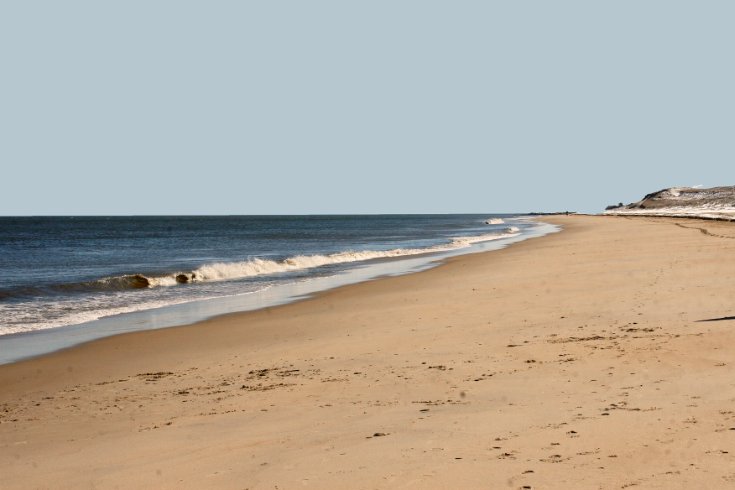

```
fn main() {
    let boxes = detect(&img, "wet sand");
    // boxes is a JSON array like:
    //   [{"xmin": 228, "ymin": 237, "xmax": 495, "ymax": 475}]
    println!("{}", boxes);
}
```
[{"xmin": 2, "ymin": 215, "xmax": 735, "ymax": 489}]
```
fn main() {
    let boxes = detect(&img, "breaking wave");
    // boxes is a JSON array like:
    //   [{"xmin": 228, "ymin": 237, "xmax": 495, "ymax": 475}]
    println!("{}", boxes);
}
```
[{"xmin": 31, "ymin": 228, "xmax": 521, "ymax": 294}]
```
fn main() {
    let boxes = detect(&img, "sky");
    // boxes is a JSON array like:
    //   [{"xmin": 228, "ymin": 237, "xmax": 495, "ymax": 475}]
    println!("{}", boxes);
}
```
[{"xmin": 1, "ymin": 1, "xmax": 733, "ymax": 215}]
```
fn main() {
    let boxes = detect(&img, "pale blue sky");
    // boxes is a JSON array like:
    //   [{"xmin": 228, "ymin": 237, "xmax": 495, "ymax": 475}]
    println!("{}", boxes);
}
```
[{"xmin": 1, "ymin": 1, "xmax": 733, "ymax": 215}]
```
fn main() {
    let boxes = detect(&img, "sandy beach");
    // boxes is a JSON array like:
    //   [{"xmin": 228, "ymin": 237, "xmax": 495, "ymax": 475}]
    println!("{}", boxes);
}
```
[{"xmin": 2, "ymin": 215, "xmax": 735, "ymax": 489}]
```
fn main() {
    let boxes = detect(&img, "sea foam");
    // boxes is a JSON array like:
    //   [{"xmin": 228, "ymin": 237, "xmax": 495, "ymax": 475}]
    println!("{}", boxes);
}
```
[
  {"xmin": 190, "ymin": 228, "xmax": 520, "ymax": 284},
  {"xmin": 97, "ymin": 228, "xmax": 522, "ymax": 289}
]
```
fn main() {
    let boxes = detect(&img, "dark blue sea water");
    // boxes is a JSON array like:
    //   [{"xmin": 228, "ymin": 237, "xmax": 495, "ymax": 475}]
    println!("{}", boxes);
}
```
[{"xmin": 0, "ymin": 214, "xmax": 554, "ymax": 362}]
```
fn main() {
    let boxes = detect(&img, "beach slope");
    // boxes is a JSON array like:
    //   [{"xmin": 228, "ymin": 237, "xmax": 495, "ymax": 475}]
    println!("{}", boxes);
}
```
[{"xmin": 2, "ymin": 215, "xmax": 735, "ymax": 489}]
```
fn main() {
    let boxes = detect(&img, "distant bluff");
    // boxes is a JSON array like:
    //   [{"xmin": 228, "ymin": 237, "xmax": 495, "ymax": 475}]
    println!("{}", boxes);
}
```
[{"xmin": 604, "ymin": 186, "xmax": 735, "ymax": 220}]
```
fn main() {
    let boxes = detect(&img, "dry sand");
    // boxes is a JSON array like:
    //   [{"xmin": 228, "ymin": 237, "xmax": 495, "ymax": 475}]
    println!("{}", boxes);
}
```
[{"xmin": 2, "ymin": 215, "xmax": 735, "ymax": 489}]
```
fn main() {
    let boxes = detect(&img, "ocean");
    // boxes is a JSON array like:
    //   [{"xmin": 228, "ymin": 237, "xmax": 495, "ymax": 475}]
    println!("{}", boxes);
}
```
[{"xmin": 0, "ymin": 215, "xmax": 555, "ymax": 363}]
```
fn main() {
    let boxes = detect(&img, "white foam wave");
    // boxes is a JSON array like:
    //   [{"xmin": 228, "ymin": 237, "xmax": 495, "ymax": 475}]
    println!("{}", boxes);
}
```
[
  {"xmin": 147, "ymin": 276, "xmax": 179, "ymax": 287},
  {"xmin": 0, "ymin": 297, "xmax": 202, "ymax": 335},
  {"xmin": 190, "ymin": 229, "xmax": 521, "ymax": 284},
  {"xmin": 58, "ymin": 228, "xmax": 524, "ymax": 295},
  {"xmin": 0, "ymin": 288, "xmax": 269, "ymax": 336},
  {"xmin": 485, "ymin": 218, "xmax": 505, "ymax": 224}
]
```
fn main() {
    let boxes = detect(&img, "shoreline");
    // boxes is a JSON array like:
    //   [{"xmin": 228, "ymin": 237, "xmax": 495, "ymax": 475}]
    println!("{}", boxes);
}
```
[
  {"xmin": 3, "ymin": 215, "xmax": 735, "ymax": 488},
  {"xmin": 0, "ymin": 220, "xmax": 557, "ymax": 365}
]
